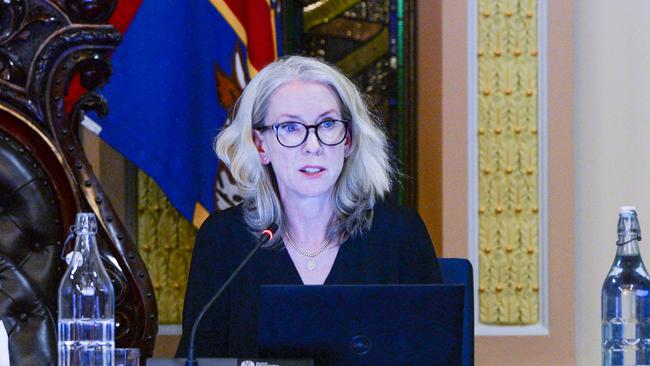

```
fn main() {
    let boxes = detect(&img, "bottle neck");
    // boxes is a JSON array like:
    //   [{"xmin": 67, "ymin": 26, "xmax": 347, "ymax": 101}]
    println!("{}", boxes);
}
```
[
  {"xmin": 73, "ymin": 212, "xmax": 99, "ymax": 257},
  {"xmin": 616, "ymin": 211, "xmax": 642, "ymax": 256},
  {"xmin": 616, "ymin": 240, "xmax": 641, "ymax": 256},
  {"xmin": 74, "ymin": 232, "xmax": 100, "ymax": 260}
]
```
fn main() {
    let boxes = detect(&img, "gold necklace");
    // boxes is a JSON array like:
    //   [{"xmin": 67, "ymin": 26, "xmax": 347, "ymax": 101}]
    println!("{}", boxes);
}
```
[{"xmin": 284, "ymin": 231, "xmax": 331, "ymax": 271}]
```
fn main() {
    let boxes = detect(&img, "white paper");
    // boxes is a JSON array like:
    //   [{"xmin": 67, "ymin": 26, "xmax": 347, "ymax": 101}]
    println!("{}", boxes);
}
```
[
  {"xmin": 81, "ymin": 115, "xmax": 103, "ymax": 135},
  {"xmin": 0, "ymin": 320, "xmax": 9, "ymax": 366}
]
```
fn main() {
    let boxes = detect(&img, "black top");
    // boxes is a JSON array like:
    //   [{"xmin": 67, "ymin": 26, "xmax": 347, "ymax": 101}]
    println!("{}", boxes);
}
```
[{"xmin": 176, "ymin": 202, "xmax": 442, "ymax": 358}]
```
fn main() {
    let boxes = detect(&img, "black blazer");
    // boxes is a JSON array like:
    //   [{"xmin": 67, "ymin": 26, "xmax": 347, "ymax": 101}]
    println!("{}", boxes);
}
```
[{"xmin": 176, "ymin": 202, "xmax": 442, "ymax": 358}]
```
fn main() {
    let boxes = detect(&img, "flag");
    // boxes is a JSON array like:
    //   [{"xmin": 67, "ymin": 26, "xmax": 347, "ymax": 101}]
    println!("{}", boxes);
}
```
[{"xmin": 90, "ymin": 0, "xmax": 280, "ymax": 227}]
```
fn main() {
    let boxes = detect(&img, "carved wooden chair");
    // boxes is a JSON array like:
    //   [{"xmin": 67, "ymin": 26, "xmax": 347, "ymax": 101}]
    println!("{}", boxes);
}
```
[{"xmin": 0, "ymin": 1, "xmax": 157, "ymax": 364}]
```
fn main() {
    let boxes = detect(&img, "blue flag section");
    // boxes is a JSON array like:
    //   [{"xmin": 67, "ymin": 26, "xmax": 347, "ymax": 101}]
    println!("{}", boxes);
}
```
[{"xmin": 95, "ymin": 0, "xmax": 280, "ymax": 226}]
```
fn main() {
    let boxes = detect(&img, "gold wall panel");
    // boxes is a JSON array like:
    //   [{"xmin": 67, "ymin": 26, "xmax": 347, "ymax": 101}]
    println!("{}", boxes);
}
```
[
  {"xmin": 137, "ymin": 170, "xmax": 196, "ymax": 324},
  {"xmin": 477, "ymin": 0, "xmax": 539, "ymax": 325}
]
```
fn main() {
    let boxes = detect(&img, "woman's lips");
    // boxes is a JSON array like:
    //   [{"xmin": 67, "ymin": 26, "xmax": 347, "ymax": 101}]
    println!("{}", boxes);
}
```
[{"xmin": 300, "ymin": 166, "xmax": 325, "ymax": 176}]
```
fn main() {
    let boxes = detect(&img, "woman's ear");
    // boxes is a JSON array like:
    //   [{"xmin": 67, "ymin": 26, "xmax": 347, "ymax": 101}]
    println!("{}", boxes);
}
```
[
  {"xmin": 253, "ymin": 129, "xmax": 271, "ymax": 165},
  {"xmin": 343, "ymin": 129, "xmax": 352, "ymax": 158}
]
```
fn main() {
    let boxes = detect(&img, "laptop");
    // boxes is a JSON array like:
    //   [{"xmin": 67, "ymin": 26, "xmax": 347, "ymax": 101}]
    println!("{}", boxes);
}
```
[{"xmin": 259, "ymin": 284, "xmax": 464, "ymax": 366}]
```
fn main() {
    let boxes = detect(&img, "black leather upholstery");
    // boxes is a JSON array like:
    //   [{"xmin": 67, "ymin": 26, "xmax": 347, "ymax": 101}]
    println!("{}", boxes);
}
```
[
  {"xmin": 0, "ymin": 130, "xmax": 61, "ymax": 364},
  {"xmin": 0, "ymin": 253, "xmax": 56, "ymax": 365},
  {"xmin": 0, "ymin": 130, "xmax": 63, "ymax": 312}
]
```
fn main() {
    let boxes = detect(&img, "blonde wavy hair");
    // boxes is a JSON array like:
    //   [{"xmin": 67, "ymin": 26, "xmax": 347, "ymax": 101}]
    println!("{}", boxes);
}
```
[{"xmin": 215, "ymin": 56, "xmax": 395, "ymax": 246}]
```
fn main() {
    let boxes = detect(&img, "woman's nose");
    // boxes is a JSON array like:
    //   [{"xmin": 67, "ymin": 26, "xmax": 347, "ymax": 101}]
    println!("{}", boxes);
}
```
[{"xmin": 302, "ymin": 128, "xmax": 323, "ymax": 154}]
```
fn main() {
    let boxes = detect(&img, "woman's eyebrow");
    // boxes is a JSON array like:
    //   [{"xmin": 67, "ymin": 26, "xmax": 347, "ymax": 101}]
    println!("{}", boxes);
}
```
[
  {"xmin": 317, "ymin": 109, "xmax": 339, "ymax": 118},
  {"xmin": 275, "ymin": 113, "xmax": 302, "ymax": 121},
  {"xmin": 275, "ymin": 109, "xmax": 340, "ymax": 122}
]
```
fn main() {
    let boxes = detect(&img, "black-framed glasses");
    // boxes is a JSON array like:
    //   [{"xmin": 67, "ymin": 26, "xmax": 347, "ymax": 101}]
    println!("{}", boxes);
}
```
[{"xmin": 256, "ymin": 119, "xmax": 349, "ymax": 148}]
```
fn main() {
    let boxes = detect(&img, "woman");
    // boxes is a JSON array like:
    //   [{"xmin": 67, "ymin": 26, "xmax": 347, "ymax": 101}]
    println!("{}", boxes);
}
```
[{"xmin": 176, "ymin": 56, "xmax": 441, "ymax": 358}]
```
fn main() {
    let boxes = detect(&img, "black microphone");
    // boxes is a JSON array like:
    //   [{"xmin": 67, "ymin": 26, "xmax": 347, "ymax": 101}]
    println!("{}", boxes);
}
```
[{"xmin": 185, "ymin": 223, "xmax": 278, "ymax": 366}]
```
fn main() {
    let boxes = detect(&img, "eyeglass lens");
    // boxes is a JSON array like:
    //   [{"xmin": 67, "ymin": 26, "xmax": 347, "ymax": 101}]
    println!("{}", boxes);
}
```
[{"xmin": 275, "ymin": 120, "xmax": 347, "ymax": 147}]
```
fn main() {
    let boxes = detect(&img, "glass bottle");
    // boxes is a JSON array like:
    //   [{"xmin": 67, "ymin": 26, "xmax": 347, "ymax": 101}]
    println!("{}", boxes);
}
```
[
  {"xmin": 58, "ymin": 212, "xmax": 115, "ymax": 366},
  {"xmin": 602, "ymin": 206, "xmax": 650, "ymax": 366}
]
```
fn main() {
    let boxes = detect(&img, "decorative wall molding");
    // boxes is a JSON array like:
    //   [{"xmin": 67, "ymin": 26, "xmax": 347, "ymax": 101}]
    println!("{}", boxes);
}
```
[
  {"xmin": 138, "ymin": 171, "xmax": 196, "ymax": 324},
  {"xmin": 468, "ymin": 0, "xmax": 548, "ymax": 336}
]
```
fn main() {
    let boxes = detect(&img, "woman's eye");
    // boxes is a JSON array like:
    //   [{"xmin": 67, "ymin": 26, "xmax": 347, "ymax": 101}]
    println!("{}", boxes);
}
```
[
  {"xmin": 321, "ymin": 120, "xmax": 335, "ymax": 129},
  {"xmin": 280, "ymin": 122, "xmax": 299, "ymax": 133}
]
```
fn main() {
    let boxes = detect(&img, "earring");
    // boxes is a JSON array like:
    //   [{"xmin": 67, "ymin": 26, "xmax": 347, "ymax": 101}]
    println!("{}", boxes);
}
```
[{"xmin": 263, "ymin": 155, "xmax": 268, "ymax": 162}]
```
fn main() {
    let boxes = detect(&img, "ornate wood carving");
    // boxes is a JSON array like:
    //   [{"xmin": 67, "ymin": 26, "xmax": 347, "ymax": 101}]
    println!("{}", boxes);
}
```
[{"xmin": 0, "ymin": 0, "xmax": 157, "ymax": 358}]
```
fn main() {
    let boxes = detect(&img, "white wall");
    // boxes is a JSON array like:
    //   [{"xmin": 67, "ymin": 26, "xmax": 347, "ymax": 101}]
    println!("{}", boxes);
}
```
[{"xmin": 574, "ymin": 1, "xmax": 650, "ymax": 364}]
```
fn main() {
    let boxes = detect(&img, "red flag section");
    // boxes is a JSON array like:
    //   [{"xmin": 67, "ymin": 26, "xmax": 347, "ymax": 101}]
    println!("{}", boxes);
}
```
[
  {"xmin": 109, "ymin": 0, "xmax": 143, "ymax": 33},
  {"xmin": 211, "ymin": 0, "xmax": 278, "ymax": 75}
]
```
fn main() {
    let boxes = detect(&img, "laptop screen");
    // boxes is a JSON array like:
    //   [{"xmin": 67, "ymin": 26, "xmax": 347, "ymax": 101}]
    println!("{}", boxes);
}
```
[{"xmin": 259, "ymin": 284, "xmax": 464, "ymax": 366}]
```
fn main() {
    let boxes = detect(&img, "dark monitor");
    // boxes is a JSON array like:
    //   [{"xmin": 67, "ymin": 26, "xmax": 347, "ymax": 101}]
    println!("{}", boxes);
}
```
[{"xmin": 259, "ymin": 284, "xmax": 464, "ymax": 366}]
